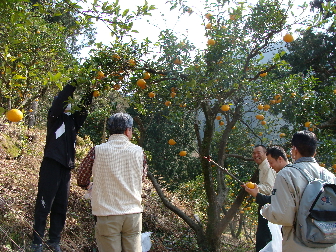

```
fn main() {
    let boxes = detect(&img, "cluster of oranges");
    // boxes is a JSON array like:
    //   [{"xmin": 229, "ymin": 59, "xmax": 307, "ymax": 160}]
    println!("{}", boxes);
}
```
[
  {"xmin": 168, "ymin": 138, "xmax": 187, "ymax": 156},
  {"xmin": 204, "ymin": 11, "xmax": 294, "ymax": 51}
]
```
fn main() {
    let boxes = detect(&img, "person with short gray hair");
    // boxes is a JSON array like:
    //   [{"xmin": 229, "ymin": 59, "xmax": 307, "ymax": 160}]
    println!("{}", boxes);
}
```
[
  {"xmin": 107, "ymin": 113, "xmax": 133, "ymax": 135},
  {"xmin": 77, "ymin": 112, "xmax": 147, "ymax": 252}
]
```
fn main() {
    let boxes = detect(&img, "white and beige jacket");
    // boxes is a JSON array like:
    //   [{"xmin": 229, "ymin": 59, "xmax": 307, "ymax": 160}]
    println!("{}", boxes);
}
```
[{"xmin": 262, "ymin": 157, "xmax": 336, "ymax": 252}]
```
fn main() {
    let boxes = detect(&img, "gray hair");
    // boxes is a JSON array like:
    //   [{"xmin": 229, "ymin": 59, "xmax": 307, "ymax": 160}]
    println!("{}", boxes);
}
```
[{"xmin": 107, "ymin": 113, "xmax": 133, "ymax": 134}]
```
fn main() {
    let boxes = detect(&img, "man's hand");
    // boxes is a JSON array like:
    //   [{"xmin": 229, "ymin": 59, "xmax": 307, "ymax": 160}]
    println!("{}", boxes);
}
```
[{"xmin": 242, "ymin": 183, "xmax": 259, "ymax": 197}]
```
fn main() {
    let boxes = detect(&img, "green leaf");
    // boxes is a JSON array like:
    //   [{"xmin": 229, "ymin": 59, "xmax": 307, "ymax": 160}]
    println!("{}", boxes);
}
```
[
  {"xmin": 122, "ymin": 9, "xmax": 129, "ymax": 17},
  {"xmin": 12, "ymin": 75, "xmax": 26, "ymax": 80},
  {"xmin": 54, "ymin": 72, "xmax": 62, "ymax": 81}
]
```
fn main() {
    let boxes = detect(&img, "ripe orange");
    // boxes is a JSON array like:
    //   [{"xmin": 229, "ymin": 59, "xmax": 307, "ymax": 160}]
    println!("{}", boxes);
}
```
[
  {"xmin": 112, "ymin": 54, "xmax": 121, "ymax": 60},
  {"xmin": 207, "ymin": 39, "xmax": 216, "ymax": 46},
  {"xmin": 216, "ymin": 115, "xmax": 222, "ymax": 120},
  {"xmin": 257, "ymin": 104, "xmax": 264, "ymax": 110},
  {"xmin": 229, "ymin": 14, "xmax": 236, "ymax": 20},
  {"xmin": 93, "ymin": 90, "xmax": 100, "ymax": 97},
  {"xmin": 274, "ymin": 94, "xmax": 281, "ymax": 100},
  {"xmin": 221, "ymin": 104, "xmax": 230, "ymax": 111},
  {"xmin": 170, "ymin": 92, "xmax": 176, "ymax": 98},
  {"xmin": 128, "ymin": 59, "xmax": 136, "ymax": 66},
  {"xmin": 6, "ymin": 109, "xmax": 23, "ymax": 122},
  {"xmin": 168, "ymin": 139, "xmax": 176, "ymax": 145},
  {"xmin": 96, "ymin": 71, "xmax": 105, "ymax": 79},
  {"xmin": 143, "ymin": 72, "xmax": 151, "ymax": 79},
  {"xmin": 260, "ymin": 72, "xmax": 267, "ymax": 77},
  {"xmin": 320, "ymin": 163, "xmax": 325, "ymax": 167},
  {"xmin": 205, "ymin": 23, "xmax": 212, "ymax": 29},
  {"xmin": 304, "ymin": 122, "xmax": 311, "ymax": 127},
  {"xmin": 219, "ymin": 121, "xmax": 225, "ymax": 126},
  {"xmin": 165, "ymin": 101, "xmax": 171, "ymax": 106},
  {"xmin": 179, "ymin": 151, "xmax": 187, "ymax": 156},
  {"xmin": 332, "ymin": 164, "xmax": 336, "ymax": 169},
  {"xmin": 246, "ymin": 182, "xmax": 255, "ymax": 189},
  {"xmin": 29, "ymin": 109, "xmax": 33, "ymax": 112},
  {"xmin": 255, "ymin": 114, "xmax": 264, "ymax": 120},
  {"xmin": 137, "ymin": 79, "xmax": 146, "ymax": 89},
  {"xmin": 280, "ymin": 133, "xmax": 286, "ymax": 137},
  {"xmin": 333, "ymin": 89, "xmax": 336, "ymax": 94},
  {"xmin": 205, "ymin": 13, "xmax": 212, "ymax": 20},
  {"xmin": 291, "ymin": 92, "xmax": 296, "ymax": 98},
  {"xmin": 270, "ymin": 99, "xmax": 276, "ymax": 105},
  {"xmin": 263, "ymin": 104, "xmax": 270, "ymax": 111},
  {"xmin": 173, "ymin": 58, "xmax": 182, "ymax": 65},
  {"xmin": 283, "ymin": 33, "xmax": 294, "ymax": 43},
  {"xmin": 261, "ymin": 120, "xmax": 267, "ymax": 125},
  {"xmin": 113, "ymin": 84, "xmax": 121, "ymax": 90},
  {"xmin": 179, "ymin": 103, "xmax": 187, "ymax": 108},
  {"xmin": 148, "ymin": 92, "xmax": 155, "ymax": 98}
]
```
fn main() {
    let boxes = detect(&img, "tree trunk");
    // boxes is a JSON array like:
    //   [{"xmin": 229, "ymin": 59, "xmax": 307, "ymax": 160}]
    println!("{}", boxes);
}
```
[{"xmin": 28, "ymin": 100, "xmax": 38, "ymax": 128}]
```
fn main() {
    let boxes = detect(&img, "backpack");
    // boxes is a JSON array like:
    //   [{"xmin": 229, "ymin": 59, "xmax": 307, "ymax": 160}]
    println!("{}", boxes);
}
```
[{"xmin": 290, "ymin": 163, "xmax": 336, "ymax": 248}]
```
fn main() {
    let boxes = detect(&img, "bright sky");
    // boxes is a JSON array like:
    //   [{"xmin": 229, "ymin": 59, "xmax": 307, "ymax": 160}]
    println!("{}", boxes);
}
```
[{"xmin": 81, "ymin": 0, "xmax": 313, "ymax": 58}]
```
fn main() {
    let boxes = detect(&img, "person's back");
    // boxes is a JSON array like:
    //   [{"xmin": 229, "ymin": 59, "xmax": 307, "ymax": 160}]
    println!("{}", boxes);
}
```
[
  {"xmin": 262, "ymin": 131, "xmax": 336, "ymax": 251},
  {"xmin": 77, "ymin": 112, "xmax": 146, "ymax": 252},
  {"xmin": 91, "ymin": 134, "xmax": 143, "ymax": 216}
]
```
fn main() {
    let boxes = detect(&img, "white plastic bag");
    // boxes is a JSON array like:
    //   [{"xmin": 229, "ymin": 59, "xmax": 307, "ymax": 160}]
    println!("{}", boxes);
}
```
[
  {"xmin": 141, "ymin": 232, "xmax": 152, "ymax": 252},
  {"xmin": 84, "ymin": 182, "xmax": 93, "ymax": 200},
  {"xmin": 260, "ymin": 222, "xmax": 282, "ymax": 252}
]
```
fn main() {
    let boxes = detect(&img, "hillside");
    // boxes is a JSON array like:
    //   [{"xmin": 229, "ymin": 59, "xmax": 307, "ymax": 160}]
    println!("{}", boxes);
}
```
[
  {"xmin": 0, "ymin": 123, "xmax": 252, "ymax": 252},
  {"xmin": 0, "ymin": 123, "xmax": 192, "ymax": 251}
]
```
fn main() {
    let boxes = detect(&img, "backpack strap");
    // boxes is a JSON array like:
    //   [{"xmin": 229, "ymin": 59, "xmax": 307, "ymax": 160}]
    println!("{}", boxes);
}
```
[{"xmin": 287, "ymin": 163, "xmax": 315, "ymax": 183}]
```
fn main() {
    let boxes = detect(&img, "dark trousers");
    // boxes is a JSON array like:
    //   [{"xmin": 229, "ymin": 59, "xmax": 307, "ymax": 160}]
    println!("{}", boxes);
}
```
[
  {"xmin": 32, "ymin": 157, "xmax": 71, "ymax": 244},
  {"xmin": 256, "ymin": 204, "xmax": 272, "ymax": 252}
]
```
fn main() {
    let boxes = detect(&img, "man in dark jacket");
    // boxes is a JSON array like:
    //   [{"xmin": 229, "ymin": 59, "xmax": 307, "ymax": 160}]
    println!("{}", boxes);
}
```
[{"xmin": 30, "ymin": 80, "xmax": 93, "ymax": 252}]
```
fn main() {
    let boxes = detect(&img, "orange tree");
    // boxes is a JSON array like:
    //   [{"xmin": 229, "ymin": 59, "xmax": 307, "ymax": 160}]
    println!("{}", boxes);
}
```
[
  {"xmin": 264, "ymin": 1, "xmax": 336, "ymax": 168},
  {"xmin": 0, "ymin": 0, "xmax": 155, "ymax": 126},
  {"xmin": 82, "ymin": 0, "xmax": 334, "ymax": 251},
  {"xmin": 0, "ymin": 0, "xmax": 86, "ymax": 117}
]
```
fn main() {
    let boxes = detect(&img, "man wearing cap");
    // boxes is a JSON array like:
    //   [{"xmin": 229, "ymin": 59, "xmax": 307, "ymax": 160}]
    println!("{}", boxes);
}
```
[{"xmin": 30, "ymin": 80, "xmax": 93, "ymax": 252}]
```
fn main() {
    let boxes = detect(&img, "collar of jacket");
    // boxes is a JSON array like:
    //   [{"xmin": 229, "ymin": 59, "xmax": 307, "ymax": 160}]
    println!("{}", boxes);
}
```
[{"xmin": 294, "ymin": 157, "xmax": 316, "ymax": 163}]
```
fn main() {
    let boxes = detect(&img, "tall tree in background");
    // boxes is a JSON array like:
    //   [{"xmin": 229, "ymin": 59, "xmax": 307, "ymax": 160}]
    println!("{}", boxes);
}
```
[{"xmin": 281, "ymin": 0, "xmax": 336, "ymax": 133}]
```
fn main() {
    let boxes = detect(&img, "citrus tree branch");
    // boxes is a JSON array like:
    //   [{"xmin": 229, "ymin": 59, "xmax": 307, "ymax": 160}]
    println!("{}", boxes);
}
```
[{"xmin": 146, "ymin": 171, "xmax": 204, "ymax": 234}]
